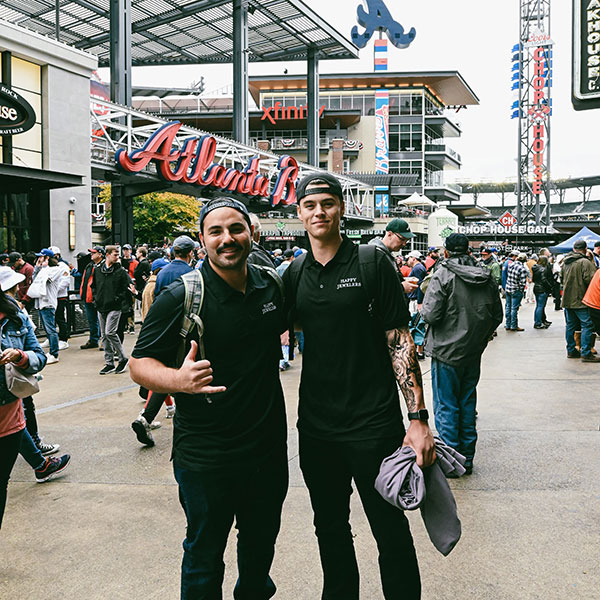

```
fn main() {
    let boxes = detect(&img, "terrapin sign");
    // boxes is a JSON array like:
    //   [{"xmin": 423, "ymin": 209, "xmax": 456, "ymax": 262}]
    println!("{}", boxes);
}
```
[
  {"xmin": 573, "ymin": 0, "xmax": 600, "ymax": 110},
  {"xmin": 0, "ymin": 85, "xmax": 36, "ymax": 136},
  {"xmin": 116, "ymin": 122, "xmax": 299, "ymax": 207}
]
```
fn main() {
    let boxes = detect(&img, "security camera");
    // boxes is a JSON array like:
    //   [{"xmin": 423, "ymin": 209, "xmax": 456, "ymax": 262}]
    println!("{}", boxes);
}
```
[{"xmin": 69, "ymin": 197, "xmax": 77, "ymax": 204}]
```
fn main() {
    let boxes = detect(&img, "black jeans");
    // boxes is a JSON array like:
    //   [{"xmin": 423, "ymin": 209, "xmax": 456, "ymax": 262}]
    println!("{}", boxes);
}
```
[
  {"xmin": 0, "ymin": 429, "xmax": 24, "ymax": 529},
  {"xmin": 56, "ymin": 297, "xmax": 70, "ymax": 341},
  {"xmin": 22, "ymin": 396, "xmax": 38, "ymax": 440},
  {"xmin": 299, "ymin": 433, "xmax": 421, "ymax": 600},
  {"xmin": 141, "ymin": 390, "xmax": 169, "ymax": 424},
  {"xmin": 173, "ymin": 450, "xmax": 288, "ymax": 600}
]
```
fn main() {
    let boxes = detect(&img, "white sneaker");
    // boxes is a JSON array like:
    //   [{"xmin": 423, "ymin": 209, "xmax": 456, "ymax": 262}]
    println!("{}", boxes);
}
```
[
  {"xmin": 149, "ymin": 420, "xmax": 162, "ymax": 430},
  {"xmin": 39, "ymin": 339, "xmax": 49, "ymax": 348},
  {"xmin": 46, "ymin": 354, "xmax": 59, "ymax": 364},
  {"xmin": 58, "ymin": 340, "xmax": 69, "ymax": 350},
  {"xmin": 165, "ymin": 405, "xmax": 176, "ymax": 419}
]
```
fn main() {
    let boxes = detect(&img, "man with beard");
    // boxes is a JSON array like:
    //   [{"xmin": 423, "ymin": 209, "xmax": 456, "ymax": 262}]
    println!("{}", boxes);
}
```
[{"xmin": 129, "ymin": 198, "xmax": 288, "ymax": 599}]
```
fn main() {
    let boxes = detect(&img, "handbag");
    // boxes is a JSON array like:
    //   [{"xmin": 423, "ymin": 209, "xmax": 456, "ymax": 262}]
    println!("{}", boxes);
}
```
[
  {"xmin": 4, "ymin": 362, "xmax": 40, "ymax": 398},
  {"xmin": 27, "ymin": 270, "xmax": 49, "ymax": 299}
]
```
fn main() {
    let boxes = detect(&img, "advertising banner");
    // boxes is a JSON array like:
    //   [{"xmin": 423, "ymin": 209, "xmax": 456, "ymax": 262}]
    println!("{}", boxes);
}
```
[
  {"xmin": 375, "ymin": 89, "xmax": 389, "ymax": 215},
  {"xmin": 573, "ymin": 0, "xmax": 600, "ymax": 110}
]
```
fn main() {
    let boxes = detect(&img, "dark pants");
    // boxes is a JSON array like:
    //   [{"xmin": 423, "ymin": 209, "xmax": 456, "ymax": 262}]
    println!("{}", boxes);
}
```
[
  {"xmin": 22, "ymin": 396, "xmax": 39, "ymax": 441},
  {"xmin": 299, "ymin": 433, "xmax": 420, "ymax": 600},
  {"xmin": 56, "ymin": 297, "xmax": 70, "ymax": 341},
  {"xmin": 431, "ymin": 357, "xmax": 481, "ymax": 463},
  {"xmin": 142, "ymin": 390, "xmax": 170, "ymax": 423},
  {"xmin": 84, "ymin": 302, "xmax": 100, "ymax": 344},
  {"xmin": 173, "ymin": 451, "xmax": 288, "ymax": 600},
  {"xmin": 0, "ymin": 429, "xmax": 24, "ymax": 529},
  {"xmin": 589, "ymin": 307, "xmax": 600, "ymax": 335}
]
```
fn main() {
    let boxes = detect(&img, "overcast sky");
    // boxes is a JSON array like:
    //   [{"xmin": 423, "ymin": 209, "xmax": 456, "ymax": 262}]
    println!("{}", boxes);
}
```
[{"xmin": 106, "ymin": 0, "xmax": 598, "ymax": 185}]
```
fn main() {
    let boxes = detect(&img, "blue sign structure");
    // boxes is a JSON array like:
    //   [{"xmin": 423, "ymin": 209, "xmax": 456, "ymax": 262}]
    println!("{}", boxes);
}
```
[{"xmin": 351, "ymin": 0, "xmax": 416, "ymax": 49}]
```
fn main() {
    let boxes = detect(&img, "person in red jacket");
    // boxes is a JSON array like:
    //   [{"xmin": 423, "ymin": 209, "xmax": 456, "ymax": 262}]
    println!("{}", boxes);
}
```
[
  {"xmin": 8, "ymin": 252, "xmax": 34, "ymax": 311},
  {"xmin": 79, "ymin": 247, "xmax": 104, "ymax": 349}
]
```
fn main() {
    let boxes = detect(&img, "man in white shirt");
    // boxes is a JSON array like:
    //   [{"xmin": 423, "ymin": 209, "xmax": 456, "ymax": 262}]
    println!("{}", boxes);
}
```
[{"xmin": 32, "ymin": 248, "xmax": 70, "ymax": 364}]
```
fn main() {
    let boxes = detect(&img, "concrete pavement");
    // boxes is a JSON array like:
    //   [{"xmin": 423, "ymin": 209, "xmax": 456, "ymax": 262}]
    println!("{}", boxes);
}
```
[{"xmin": 1, "ymin": 302, "xmax": 599, "ymax": 599}]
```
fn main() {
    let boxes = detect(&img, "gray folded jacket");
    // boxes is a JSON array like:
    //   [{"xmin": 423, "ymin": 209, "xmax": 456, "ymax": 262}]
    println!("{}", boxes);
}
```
[{"xmin": 374, "ymin": 437, "xmax": 466, "ymax": 556}]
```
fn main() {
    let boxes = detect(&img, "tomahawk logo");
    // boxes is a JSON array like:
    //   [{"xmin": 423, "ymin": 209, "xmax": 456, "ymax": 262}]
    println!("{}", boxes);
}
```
[{"xmin": 351, "ymin": 0, "xmax": 416, "ymax": 49}]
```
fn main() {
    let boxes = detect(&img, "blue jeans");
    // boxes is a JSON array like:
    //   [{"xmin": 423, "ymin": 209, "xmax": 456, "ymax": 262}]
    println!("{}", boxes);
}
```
[
  {"xmin": 534, "ymin": 292, "xmax": 549, "ymax": 326},
  {"xmin": 38, "ymin": 306, "xmax": 59, "ymax": 357},
  {"xmin": 19, "ymin": 428, "xmax": 45, "ymax": 470},
  {"xmin": 84, "ymin": 302, "xmax": 100, "ymax": 344},
  {"xmin": 431, "ymin": 357, "xmax": 482, "ymax": 463},
  {"xmin": 564, "ymin": 307, "xmax": 594, "ymax": 356},
  {"xmin": 173, "ymin": 451, "xmax": 288, "ymax": 600},
  {"xmin": 505, "ymin": 290, "xmax": 524, "ymax": 329}
]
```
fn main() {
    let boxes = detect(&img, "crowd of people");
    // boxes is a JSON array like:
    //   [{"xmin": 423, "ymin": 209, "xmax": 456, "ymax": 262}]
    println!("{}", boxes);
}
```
[{"xmin": 2, "ymin": 184, "xmax": 600, "ymax": 598}]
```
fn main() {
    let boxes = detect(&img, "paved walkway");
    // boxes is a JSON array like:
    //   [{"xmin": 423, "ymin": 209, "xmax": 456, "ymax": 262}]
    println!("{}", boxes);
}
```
[{"xmin": 1, "ymin": 302, "xmax": 599, "ymax": 599}]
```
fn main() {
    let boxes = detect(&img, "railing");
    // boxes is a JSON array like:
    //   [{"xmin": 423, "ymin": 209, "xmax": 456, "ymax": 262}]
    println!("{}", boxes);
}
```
[
  {"xmin": 424, "ymin": 171, "xmax": 462, "ymax": 194},
  {"xmin": 90, "ymin": 98, "xmax": 374, "ymax": 220},
  {"xmin": 424, "ymin": 143, "xmax": 461, "ymax": 163},
  {"xmin": 424, "ymin": 108, "xmax": 462, "ymax": 130}
]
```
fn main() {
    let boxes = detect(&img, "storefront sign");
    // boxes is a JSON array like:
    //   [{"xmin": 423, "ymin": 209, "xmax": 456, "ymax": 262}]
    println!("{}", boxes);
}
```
[
  {"xmin": 260, "ymin": 104, "xmax": 325, "ymax": 124},
  {"xmin": 573, "ymin": 0, "xmax": 600, "ymax": 109},
  {"xmin": 0, "ymin": 85, "xmax": 36, "ymax": 135},
  {"xmin": 498, "ymin": 211, "xmax": 517, "ymax": 227},
  {"xmin": 115, "ymin": 121, "xmax": 299, "ymax": 207},
  {"xmin": 458, "ymin": 223, "xmax": 554, "ymax": 235}
]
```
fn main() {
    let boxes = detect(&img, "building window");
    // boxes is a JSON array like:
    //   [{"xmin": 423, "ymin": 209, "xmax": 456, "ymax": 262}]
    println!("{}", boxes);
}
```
[{"xmin": 390, "ymin": 123, "xmax": 422, "ymax": 152}]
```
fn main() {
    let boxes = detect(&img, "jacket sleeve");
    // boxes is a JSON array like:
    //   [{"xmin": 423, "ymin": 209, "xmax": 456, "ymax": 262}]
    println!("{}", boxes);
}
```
[{"xmin": 420, "ymin": 272, "xmax": 448, "ymax": 325}]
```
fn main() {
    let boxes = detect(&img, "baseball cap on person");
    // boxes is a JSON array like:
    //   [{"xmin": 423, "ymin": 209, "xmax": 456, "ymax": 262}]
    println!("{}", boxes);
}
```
[
  {"xmin": 89, "ymin": 246, "xmax": 105, "ymax": 255},
  {"xmin": 8, "ymin": 252, "xmax": 22, "ymax": 264},
  {"xmin": 172, "ymin": 235, "xmax": 196, "ymax": 252},
  {"xmin": 480, "ymin": 247, "xmax": 491, "ymax": 255},
  {"xmin": 294, "ymin": 249, "xmax": 305, "ymax": 258},
  {"xmin": 509, "ymin": 250, "xmax": 519, "ymax": 256},
  {"xmin": 573, "ymin": 239, "xmax": 588, "ymax": 250},
  {"xmin": 35, "ymin": 248, "xmax": 55, "ymax": 257},
  {"xmin": 0, "ymin": 266, "xmax": 25, "ymax": 292},
  {"xmin": 199, "ymin": 197, "xmax": 252, "ymax": 232},
  {"xmin": 445, "ymin": 233, "xmax": 470, "ymax": 253},
  {"xmin": 386, "ymin": 218, "xmax": 416, "ymax": 239},
  {"xmin": 594, "ymin": 240, "xmax": 600, "ymax": 248},
  {"xmin": 49, "ymin": 246, "xmax": 61, "ymax": 256},
  {"xmin": 122, "ymin": 244, "xmax": 132, "ymax": 250},
  {"xmin": 283, "ymin": 249, "xmax": 294, "ymax": 258},
  {"xmin": 517, "ymin": 252, "xmax": 527, "ymax": 261},
  {"xmin": 407, "ymin": 250, "xmax": 422, "ymax": 259},
  {"xmin": 296, "ymin": 172, "xmax": 343, "ymax": 203},
  {"xmin": 151, "ymin": 258, "xmax": 169, "ymax": 271}
]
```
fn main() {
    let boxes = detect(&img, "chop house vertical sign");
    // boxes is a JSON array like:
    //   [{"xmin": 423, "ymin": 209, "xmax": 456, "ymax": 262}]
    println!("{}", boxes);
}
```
[{"xmin": 573, "ymin": 0, "xmax": 600, "ymax": 109}]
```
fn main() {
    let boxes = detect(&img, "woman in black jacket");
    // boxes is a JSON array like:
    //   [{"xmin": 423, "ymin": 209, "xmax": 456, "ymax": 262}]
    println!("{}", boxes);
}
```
[{"xmin": 532, "ymin": 256, "xmax": 554, "ymax": 328}]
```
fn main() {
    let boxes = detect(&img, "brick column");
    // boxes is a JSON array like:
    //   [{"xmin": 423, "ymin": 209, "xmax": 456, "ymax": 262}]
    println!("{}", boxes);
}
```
[{"xmin": 331, "ymin": 138, "xmax": 344, "ymax": 174}]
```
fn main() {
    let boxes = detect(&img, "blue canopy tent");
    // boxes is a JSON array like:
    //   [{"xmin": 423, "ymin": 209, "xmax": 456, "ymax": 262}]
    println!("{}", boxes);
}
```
[{"xmin": 549, "ymin": 227, "xmax": 600, "ymax": 253}]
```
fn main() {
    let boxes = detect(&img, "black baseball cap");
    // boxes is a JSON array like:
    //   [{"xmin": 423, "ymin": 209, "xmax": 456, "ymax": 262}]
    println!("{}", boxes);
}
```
[
  {"xmin": 8, "ymin": 252, "xmax": 22, "ymax": 264},
  {"xmin": 296, "ymin": 172, "xmax": 343, "ymax": 203},
  {"xmin": 199, "ymin": 197, "xmax": 251, "ymax": 231},
  {"xmin": 386, "ymin": 218, "xmax": 415, "ymax": 239},
  {"xmin": 445, "ymin": 233, "xmax": 470, "ymax": 253}
]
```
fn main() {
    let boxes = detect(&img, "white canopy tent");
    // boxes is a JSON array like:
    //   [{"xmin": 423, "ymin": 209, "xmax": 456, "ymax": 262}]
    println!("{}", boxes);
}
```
[{"xmin": 398, "ymin": 192, "xmax": 438, "ymax": 208}]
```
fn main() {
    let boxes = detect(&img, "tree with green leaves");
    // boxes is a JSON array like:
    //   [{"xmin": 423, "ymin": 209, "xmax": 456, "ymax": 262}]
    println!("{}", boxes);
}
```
[{"xmin": 99, "ymin": 184, "xmax": 200, "ymax": 245}]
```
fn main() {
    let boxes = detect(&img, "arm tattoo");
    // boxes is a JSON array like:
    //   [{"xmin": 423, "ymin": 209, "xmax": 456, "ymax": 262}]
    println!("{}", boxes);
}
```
[{"xmin": 386, "ymin": 326, "xmax": 424, "ymax": 413}]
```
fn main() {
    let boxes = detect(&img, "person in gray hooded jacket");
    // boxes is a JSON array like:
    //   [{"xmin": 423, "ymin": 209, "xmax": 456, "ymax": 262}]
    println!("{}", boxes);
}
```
[{"xmin": 420, "ymin": 233, "xmax": 503, "ymax": 475}]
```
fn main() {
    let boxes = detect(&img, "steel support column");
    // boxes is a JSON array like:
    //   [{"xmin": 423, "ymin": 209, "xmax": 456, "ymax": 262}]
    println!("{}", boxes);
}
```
[
  {"xmin": 109, "ymin": 0, "xmax": 132, "ymax": 244},
  {"xmin": 307, "ymin": 47, "xmax": 319, "ymax": 167},
  {"xmin": 233, "ymin": 0, "xmax": 249, "ymax": 145},
  {"xmin": 1, "ymin": 52, "xmax": 12, "ymax": 165}
]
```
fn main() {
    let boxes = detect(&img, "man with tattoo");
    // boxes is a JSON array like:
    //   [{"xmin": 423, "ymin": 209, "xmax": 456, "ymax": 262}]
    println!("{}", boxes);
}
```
[
  {"xmin": 284, "ymin": 173, "xmax": 435, "ymax": 600},
  {"xmin": 421, "ymin": 233, "xmax": 503, "ymax": 475}
]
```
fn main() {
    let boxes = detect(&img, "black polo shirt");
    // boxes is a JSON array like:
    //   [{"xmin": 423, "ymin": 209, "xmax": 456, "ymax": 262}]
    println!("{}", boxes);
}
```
[
  {"xmin": 284, "ymin": 237, "xmax": 410, "ymax": 441},
  {"xmin": 131, "ymin": 259, "xmax": 287, "ymax": 471}
]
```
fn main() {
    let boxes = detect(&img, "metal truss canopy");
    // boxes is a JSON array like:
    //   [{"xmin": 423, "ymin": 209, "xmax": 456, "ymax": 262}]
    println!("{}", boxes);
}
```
[
  {"xmin": 0, "ymin": 0, "xmax": 358, "ymax": 66},
  {"xmin": 90, "ymin": 98, "xmax": 374, "ymax": 220}
]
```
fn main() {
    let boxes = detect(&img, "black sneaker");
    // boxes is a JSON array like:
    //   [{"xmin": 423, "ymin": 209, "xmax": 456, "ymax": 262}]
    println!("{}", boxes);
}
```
[
  {"xmin": 35, "ymin": 454, "xmax": 71, "ymax": 483},
  {"xmin": 567, "ymin": 351, "xmax": 581, "ymax": 359},
  {"xmin": 131, "ymin": 416, "xmax": 155, "ymax": 447},
  {"xmin": 80, "ymin": 341, "xmax": 99, "ymax": 349},
  {"xmin": 115, "ymin": 359, "xmax": 129, "ymax": 374},
  {"xmin": 99, "ymin": 364, "xmax": 116, "ymax": 375}
]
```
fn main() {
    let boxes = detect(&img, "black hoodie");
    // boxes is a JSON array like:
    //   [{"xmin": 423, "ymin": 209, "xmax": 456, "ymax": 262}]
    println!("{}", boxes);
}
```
[{"xmin": 91, "ymin": 261, "xmax": 130, "ymax": 313}]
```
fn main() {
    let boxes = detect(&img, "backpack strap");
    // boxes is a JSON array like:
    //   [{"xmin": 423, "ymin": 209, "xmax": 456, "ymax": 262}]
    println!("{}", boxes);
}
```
[
  {"xmin": 285, "ymin": 252, "xmax": 308, "ymax": 361},
  {"xmin": 358, "ymin": 244, "xmax": 380, "ymax": 319},
  {"xmin": 180, "ymin": 270, "xmax": 206, "ymax": 360},
  {"xmin": 252, "ymin": 264, "xmax": 285, "ymax": 304}
]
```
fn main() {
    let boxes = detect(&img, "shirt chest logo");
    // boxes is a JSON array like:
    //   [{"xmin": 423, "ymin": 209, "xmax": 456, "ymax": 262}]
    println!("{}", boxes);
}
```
[
  {"xmin": 262, "ymin": 301, "xmax": 277, "ymax": 314},
  {"xmin": 337, "ymin": 277, "xmax": 362, "ymax": 290}
]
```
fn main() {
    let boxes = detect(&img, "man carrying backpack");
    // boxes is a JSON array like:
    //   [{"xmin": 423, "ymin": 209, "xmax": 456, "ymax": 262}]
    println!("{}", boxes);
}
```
[
  {"xmin": 129, "ymin": 197, "xmax": 288, "ymax": 600},
  {"xmin": 284, "ymin": 173, "xmax": 435, "ymax": 600}
]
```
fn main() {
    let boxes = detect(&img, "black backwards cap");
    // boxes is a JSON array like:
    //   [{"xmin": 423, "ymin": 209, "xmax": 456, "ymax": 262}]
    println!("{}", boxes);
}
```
[
  {"xmin": 199, "ymin": 197, "xmax": 252, "ymax": 231},
  {"xmin": 296, "ymin": 172, "xmax": 343, "ymax": 202}
]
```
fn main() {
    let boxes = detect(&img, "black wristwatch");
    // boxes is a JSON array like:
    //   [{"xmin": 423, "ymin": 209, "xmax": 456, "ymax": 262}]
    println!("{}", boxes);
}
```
[{"xmin": 407, "ymin": 409, "xmax": 429, "ymax": 422}]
